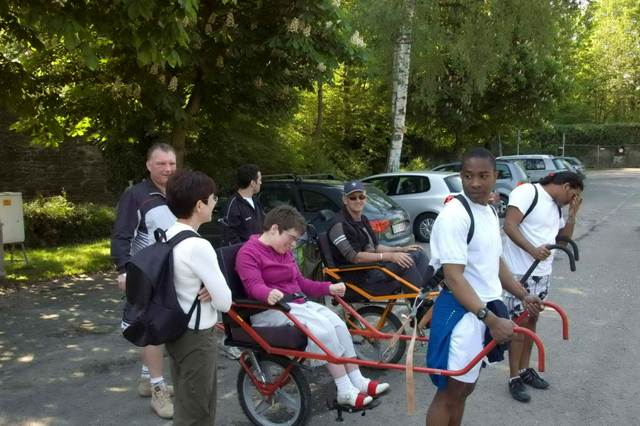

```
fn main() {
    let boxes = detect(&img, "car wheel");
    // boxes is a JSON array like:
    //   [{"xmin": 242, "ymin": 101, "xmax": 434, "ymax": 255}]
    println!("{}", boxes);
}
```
[
  {"xmin": 414, "ymin": 212, "xmax": 438, "ymax": 243},
  {"xmin": 496, "ymin": 195, "xmax": 509, "ymax": 218}
]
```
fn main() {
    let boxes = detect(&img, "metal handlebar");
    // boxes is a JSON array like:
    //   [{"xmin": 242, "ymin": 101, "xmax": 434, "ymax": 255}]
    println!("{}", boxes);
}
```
[
  {"xmin": 555, "ymin": 236, "xmax": 579, "ymax": 261},
  {"xmin": 520, "ymin": 244, "xmax": 576, "ymax": 284}
]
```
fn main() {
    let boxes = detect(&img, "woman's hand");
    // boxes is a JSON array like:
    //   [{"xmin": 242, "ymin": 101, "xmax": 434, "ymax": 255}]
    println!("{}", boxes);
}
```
[
  {"xmin": 198, "ymin": 287, "xmax": 212, "ymax": 303},
  {"xmin": 329, "ymin": 282, "xmax": 346, "ymax": 297},
  {"xmin": 267, "ymin": 289, "xmax": 284, "ymax": 305}
]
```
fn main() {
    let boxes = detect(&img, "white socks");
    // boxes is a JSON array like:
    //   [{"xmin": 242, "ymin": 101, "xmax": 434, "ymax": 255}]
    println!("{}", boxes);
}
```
[
  {"xmin": 140, "ymin": 365, "xmax": 150, "ymax": 380},
  {"xmin": 150, "ymin": 376, "xmax": 165, "ymax": 386},
  {"xmin": 347, "ymin": 369, "xmax": 368, "ymax": 393},
  {"xmin": 334, "ymin": 374, "xmax": 358, "ymax": 397}
]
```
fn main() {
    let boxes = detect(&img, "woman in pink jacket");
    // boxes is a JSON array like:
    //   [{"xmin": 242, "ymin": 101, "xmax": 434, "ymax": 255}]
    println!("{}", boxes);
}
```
[{"xmin": 236, "ymin": 205, "xmax": 389, "ymax": 409}]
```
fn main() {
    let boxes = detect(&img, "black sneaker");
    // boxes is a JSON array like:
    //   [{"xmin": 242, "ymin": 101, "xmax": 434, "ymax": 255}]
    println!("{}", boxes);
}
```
[
  {"xmin": 520, "ymin": 368, "xmax": 550, "ymax": 389},
  {"xmin": 509, "ymin": 377, "xmax": 531, "ymax": 403}
]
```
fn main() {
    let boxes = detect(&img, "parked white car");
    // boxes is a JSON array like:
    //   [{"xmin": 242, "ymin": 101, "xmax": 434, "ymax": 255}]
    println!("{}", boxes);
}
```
[
  {"xmin": 361, "ymin": 171, "xmax": 462, "ymax": 242},
  {"xmin": 498, "ymin": 154, "xmax": 569, "ymax": 182}
]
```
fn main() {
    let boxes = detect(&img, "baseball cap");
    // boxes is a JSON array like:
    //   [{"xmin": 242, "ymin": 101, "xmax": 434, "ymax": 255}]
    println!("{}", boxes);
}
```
[{"xmin": 343, "ymin": 180, "xmax": 366, "ymax": 196}]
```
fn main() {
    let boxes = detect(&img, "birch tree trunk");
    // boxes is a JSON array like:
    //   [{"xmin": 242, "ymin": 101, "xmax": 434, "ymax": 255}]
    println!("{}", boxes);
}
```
[{"xmin": 386, "ymin": 0, "xmax": 416, "ymax": 172}]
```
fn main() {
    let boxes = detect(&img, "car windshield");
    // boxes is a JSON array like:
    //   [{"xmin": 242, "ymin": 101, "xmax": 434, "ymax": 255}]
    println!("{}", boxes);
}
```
[
  {"xmin": 363, "ymin": 185, "xmax": 401, "ymax": 213},
  {"xmin": 553, "ymin": 158, "xmax": 569, "ymax": 170},
  {"xmin": 444, "ymin": 174, "xmax": 462, "ymax": 193}
]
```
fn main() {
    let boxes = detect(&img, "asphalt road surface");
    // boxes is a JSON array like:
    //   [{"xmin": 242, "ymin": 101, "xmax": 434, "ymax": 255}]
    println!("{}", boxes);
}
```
[{"xmin": 1, "ymin": 169, "xmax": 639, "ymax": 426}]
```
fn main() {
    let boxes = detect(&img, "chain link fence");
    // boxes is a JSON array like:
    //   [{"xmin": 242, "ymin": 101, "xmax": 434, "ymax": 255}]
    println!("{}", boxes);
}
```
[{"xmin": 561, "ymin": 144, "xmax": 640, "ymax": 168}]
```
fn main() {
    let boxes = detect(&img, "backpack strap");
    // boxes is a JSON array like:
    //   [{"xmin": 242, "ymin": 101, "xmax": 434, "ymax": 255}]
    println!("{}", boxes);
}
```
[
  {"xmin": 521, "ymin": 184, "xmax": 539, "ymax": 223},
  {"xmin": 521, "ymin": 184, "xmax": 561, "ymax": 222},
  {"xmin": 454, "ymin": 194, "xmax": 474, "ymax": 244},
  {"xmin": 168, "ymin": 230, "xmax": 204, "ymax": 330}
]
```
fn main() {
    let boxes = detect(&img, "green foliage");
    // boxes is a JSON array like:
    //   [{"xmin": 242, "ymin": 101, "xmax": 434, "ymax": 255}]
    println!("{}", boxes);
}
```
[
  {"xmin": 1, "ymin": 0, "xmax": 358, "ymax": 165},
  {"xmin": 528, "ymin": 123, "xmax": 640, "ymax": 149},
  {"xmin": 3, "ymin": 239, "xmax": 111, "ymax": 283},
  {"xmin": 23, "ymin": 195, "xmax": 115, "ymax": 247}
]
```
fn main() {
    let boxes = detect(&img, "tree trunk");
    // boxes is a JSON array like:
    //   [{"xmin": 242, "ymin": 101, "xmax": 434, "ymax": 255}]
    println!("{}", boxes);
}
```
[
  {"xmin": 313, "ymin": 80, "xmax": 324, "ymax": 139},
  {"xmin": 386, "ymin": 0, "xmax": 416, "ymax": 173},
  {"xmin": 170, "ymin": 81, "xmax": 203, "ymax": 168}
]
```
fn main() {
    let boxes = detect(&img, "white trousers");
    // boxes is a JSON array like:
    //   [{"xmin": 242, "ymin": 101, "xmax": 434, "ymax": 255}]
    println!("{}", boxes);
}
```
[{"xmin": 251, "ymin": 301, "xmax": 356, "ymax": 365}]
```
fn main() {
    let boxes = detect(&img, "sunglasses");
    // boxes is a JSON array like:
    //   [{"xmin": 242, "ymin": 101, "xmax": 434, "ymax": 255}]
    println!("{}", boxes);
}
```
[{"xmin": 348, "ymin": 194, "xmax": 367, "ymax": 201}]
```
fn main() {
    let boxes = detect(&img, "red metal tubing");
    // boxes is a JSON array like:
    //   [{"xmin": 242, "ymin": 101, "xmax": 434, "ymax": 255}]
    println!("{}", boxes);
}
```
[
  {"xmin": 226, "ymin": 305, "xmax": 546, "ymax": 375},
  {"xmin": 514, "ymin": 300, "xmax": 569, "ymax": 340}
]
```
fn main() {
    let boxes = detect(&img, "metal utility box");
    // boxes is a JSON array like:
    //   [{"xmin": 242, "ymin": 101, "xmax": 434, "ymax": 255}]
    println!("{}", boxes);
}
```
[{"xmin": 0, "ymin": 192, "xmax": 25, "ymax": 244}]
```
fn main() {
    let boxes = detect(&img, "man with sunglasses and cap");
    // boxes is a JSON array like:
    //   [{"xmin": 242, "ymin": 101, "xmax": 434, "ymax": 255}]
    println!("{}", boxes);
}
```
[{"xmin": 327, "ymin": 180, "xmax": 433, "ymax": 298}]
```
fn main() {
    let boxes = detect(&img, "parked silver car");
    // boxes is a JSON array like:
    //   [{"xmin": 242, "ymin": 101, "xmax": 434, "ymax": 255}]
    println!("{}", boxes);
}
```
[
  {"xmin": 361, "ymin": 171, "xmax": 462, "ymax": 242},
  {"xmin": 557, "ymin": 156, "xmax": 587, "ymax": 178},
  {"xmin": 498, "ymin": 154, "xmax": 566, "ymax": 183},
  {"xmin": 432, "ymin": 160, "xmax": 530, "ymax": 217}
]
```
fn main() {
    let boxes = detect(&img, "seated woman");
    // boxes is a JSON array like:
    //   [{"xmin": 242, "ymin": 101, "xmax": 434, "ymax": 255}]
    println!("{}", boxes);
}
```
[
  {"xmin": 235, "ymin": 205, "xmax": 389, "ymax": 408},
  {"xmin": 164, "ymin": 170, "xmax": 233, "ymax": 425},
  {"xmin": 327, "ymin": 180, "xmax": 434, "ymax": 297}
]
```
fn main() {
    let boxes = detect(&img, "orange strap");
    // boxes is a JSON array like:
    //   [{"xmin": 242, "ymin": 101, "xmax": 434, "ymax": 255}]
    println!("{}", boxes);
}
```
[{"xmin": 406, "ymin": 323, "xmax": 418, "ymax": 414}]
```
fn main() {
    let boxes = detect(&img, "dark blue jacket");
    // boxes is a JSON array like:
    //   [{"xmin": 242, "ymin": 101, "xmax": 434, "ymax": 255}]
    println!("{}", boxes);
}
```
[{"xmin": 110, "ymin": 180, "xmax": 176, "ymax": 273}]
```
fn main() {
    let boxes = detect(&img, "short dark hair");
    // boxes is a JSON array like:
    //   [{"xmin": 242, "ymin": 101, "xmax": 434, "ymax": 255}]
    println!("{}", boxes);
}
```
[
  {"xmin": 539, "ymin": 171, "xmax": 584, "ymax": 190},
  {"xmin": 461, "ymin": 147, "xmax": 496, "ymax": 170},
  {"xmin": 237, "ymin": 164, "xmax": 260, "ymax": 189},
  {"xmin": 166, "ymin": 170, "xmax": 217, "ymax": 219},
  {"xmin": 262, "ymin": 205, "xmax": 306, "ymax": 234},
  {"xmin": 147, "ymin": 142, "xmax": 175, "ymax": 160}
]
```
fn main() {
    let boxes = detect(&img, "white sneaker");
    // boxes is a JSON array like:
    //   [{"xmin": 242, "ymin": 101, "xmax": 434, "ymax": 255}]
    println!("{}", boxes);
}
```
[
  {"xmin": 218, "ymin": 342, "xmax": 242, "ymax": 360},
  {"xmin": 138, "ymin": 378, "xmax": 174, "ymax": 397},
  {"xmin": 151, "ymin": 383, "xmax": 174, "ymax": 419},
  {"xmin": 337, "ymin": 390, "xmax": 372, "ymax": 408}
]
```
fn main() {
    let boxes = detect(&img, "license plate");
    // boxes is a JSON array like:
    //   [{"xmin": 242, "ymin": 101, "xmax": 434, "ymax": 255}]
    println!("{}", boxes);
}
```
[{"xmin": 392, "ymin": 222, "xmax": 407, "ymax": 234}]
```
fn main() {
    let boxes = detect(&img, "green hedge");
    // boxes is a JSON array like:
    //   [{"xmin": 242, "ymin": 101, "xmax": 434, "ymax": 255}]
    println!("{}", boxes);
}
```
[{"xmin": 24, "ymin": 194, "xmax": 115, "ymax": 247}]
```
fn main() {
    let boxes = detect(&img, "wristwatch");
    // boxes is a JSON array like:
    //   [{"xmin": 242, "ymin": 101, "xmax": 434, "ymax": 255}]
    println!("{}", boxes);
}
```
[{"xmin": 476, "ymin": 307, "xmax": 489, "ymax": 321}]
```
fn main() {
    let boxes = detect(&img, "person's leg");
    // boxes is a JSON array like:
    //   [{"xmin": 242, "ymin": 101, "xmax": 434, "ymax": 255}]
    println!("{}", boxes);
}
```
[
  {"xmin": 426, "ymin": 379, "xmax": 475, "ymax": 426},
  {"xmin": 518, "ymin": 314, "xmax": 538, "ymax": 370},
  {"xmin": 144, "ymin": 344, "xmax": 165, "ymax": 382},
  {"xmin": 503, "ymin": 287, "xmax": 531, "ymax": 402},
  {"xmin": 166, "ymin": 328, "xmax": 217, "ymax": 425}
]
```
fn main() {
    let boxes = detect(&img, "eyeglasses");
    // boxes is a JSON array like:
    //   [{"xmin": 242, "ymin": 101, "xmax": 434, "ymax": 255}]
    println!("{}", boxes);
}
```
[
  {"xmin": 348, "ymin": 194, "xmax": 367, "ymax": 201},
  {"xmin": 283, "ymin": 230, "xmax": 302, "ymax": 244}
]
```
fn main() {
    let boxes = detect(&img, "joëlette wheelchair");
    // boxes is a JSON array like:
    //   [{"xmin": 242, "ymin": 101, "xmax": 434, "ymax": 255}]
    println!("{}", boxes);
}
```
[
  {"xmin": 316, "ymin": 232, "xmax": 440, "ymax": 364},
  {"xmin": 215, "ymin": 242, "xmax": 571, "ymax": 426}
]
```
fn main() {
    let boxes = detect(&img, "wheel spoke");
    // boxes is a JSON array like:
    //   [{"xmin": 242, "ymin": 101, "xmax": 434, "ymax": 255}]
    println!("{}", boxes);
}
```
[
  {"xmin": 274, "ymin": 388, "xmax": 299, "ymax": 411},
  {"xmin": 254, "ymin": 399, "xmax": 272, "ymax": 415}
]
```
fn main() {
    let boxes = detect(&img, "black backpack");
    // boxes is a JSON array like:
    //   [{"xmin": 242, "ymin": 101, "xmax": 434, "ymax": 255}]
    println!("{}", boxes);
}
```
[{"xmin": 123, "ymin": 229, "xmax": 203, "ymax": 347}]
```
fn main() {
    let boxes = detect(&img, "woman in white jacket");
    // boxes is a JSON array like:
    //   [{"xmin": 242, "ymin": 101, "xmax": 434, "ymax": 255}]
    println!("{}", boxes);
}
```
[{"xmin": 165, "ymin": 170, "xmax": 232, "ymax": 425}]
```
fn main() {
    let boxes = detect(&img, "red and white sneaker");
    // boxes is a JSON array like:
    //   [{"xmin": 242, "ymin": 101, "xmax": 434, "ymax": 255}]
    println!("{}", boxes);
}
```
[
  {"xmin": 365, "ymin": 380, "xmax": 390, "ymax": 397},
  {"xmin": 337, "ymin": 390, "xmax": 373, "ymax": 408}
]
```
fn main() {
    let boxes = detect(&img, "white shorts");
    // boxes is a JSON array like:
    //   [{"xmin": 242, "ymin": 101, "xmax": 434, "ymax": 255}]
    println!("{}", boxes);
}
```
[
  {"xmin": 448, "ymin": 312, "xmax": 487, "ymax": 384},
  {"xmin": 503, "ymin": 274, "xmax": 552, "ymax": 319},
  {"xmin": 251, "ymin": 300, "xmax": 355, "ymax": 365}
]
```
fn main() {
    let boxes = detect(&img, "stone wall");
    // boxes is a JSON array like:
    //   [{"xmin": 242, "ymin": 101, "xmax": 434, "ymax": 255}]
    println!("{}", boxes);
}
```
[{"xmin": 0, "ymin": 111, "xmax": 115, "ymax": 204}]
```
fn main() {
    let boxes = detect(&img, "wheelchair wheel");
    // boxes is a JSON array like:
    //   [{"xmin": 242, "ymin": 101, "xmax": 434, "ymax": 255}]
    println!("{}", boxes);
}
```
[
  {"xmin": 350, "ymin": 305, "xmax": 406, "ymax": 364},
  {"xmin": 237, "ymin": 353, "xmax": 311, "ymax": 426}
]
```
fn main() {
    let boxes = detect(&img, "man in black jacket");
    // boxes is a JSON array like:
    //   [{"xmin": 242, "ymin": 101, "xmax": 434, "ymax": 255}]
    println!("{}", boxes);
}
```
[
  {"xmin": 110, "ymin": 142, "xmax": 176, "ymax": 419},
  {"xmin": 221, "ymin": 164, "xmax": 265, "ymax": 245}
]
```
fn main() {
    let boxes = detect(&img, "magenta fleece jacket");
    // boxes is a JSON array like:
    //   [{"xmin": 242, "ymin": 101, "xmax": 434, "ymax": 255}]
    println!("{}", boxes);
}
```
[{"xmin": 235, "ymin": 235, "xmax": 332, "ymax": 303}]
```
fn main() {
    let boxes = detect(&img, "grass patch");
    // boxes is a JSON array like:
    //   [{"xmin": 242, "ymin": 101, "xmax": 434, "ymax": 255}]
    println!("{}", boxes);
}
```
[{"xmin": 2, "ymin": 239, "xmax": 112, "ymax": 283}]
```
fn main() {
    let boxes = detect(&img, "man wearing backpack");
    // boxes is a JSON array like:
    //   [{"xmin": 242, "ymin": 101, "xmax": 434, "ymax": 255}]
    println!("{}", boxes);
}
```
[
  {"xmin": 111, "ymin": 142, "xmax": 177, "ymax": 419},
  {"xmin": 425, "ymin": 148, "xmax": 543, "ymax": 426},
  {"xmin": 502, "ymin": 171, "xmax": 584, "ymax": 403}
]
